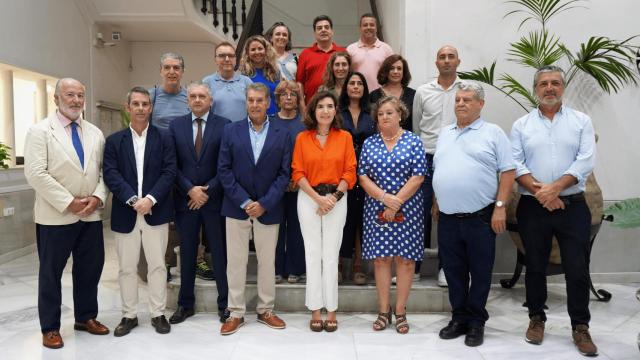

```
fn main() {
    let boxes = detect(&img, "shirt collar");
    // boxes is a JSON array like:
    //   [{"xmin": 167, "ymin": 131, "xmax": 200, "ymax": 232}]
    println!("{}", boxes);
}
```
[
  {"xmin": 129, "ymin": 123, "xmax": 149, "ymax": 139},
  {"xmin": 428, "ymin": 76, "xmax": 463, "ymax": 91},
  {"xmin": 357, "ymin": 38, "xmax": 381, "ymax": 48},
  {"xmin": 214, "ymin": 72, "xmax": 241, "ymax": 82},
  {"xmin": 56, "ymin": 110, "xmax": 82, "ymax": 128},
  {"xmin": 452, "ymin": 117, "xmax": 484, "ymax": 131},
  {"xmin": 192, "ymin": 111, "xmax": 209, "ymax": 122},
  {"xmin": 248, "ymin": 116, "xmax": 270, "ymax": 134},
  {"xmin": 536, "ymin": 104, "xmax": 565, "ymax": 119},
  {"xmin": 311, "ymin": 42, "xmax": 338, "ymax": 53}
]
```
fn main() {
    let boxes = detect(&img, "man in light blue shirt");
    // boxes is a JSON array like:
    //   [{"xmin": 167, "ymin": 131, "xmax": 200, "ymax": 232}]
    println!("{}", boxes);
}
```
[
  {"xmin": 511, "ymin": 65, "xmax": 598, "ymax": 356},
  {"xmin": 150, "ymin": 52, "xmax": 190, "ymax": 130},
  {"xmin": 202, "ymin": 42, "xmax": 253, "ymax": 122},
  {"xmin": 433, "ymin": 82, "xmax": 515, "ymax": 347}
]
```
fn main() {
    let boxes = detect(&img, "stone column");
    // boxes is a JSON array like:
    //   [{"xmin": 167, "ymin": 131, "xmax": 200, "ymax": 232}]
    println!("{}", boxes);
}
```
[
  {"xmin": 0, "ymin": 70, "xmax": 15, "ymax": 167},
  {"xmin": 35, "ymin": 79, "xmax": 48, "ymax": 121}
]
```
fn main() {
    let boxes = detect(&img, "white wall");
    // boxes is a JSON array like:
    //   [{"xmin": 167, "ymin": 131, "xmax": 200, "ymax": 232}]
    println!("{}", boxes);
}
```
[{"xmin": 386, "ymin": 0, "xmax": 640, "ymax": 201}]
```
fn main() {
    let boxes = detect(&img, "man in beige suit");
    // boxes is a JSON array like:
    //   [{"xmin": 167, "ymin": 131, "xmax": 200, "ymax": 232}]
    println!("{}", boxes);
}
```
[{"xmin": 24, "ymin": 78, "xmax": 110, "ymax": 349}]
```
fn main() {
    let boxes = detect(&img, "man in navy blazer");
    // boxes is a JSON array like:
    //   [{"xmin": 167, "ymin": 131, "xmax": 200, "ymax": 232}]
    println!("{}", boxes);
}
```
[
  {"xmin": 218, "ymin": 83, "xmax": 291, "ymax": 335},
  {"xmin": 168, "ymin": 82, "xmax": 231, "ymax": 324},
  {"xmin": 103, "ymin": 87, "xmax": 176, "ymax": 336}
]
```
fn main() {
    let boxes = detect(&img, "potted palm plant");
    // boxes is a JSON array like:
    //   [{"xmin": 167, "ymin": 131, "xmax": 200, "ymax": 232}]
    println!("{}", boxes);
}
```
[{"xmin": 0, "ymin": 142, "xmax": 11, "ymax": 169}]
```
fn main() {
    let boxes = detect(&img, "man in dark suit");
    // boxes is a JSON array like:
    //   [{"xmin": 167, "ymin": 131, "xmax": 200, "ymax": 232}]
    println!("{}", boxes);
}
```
[
  {"xmin": 103, "ymin": 86, "xmax": 176, "ymax": 336},
  {"xmin": 24, "ymin": 78, "xmax": 110, "ymax": 349},
  {"xmin": 169, "ymin": 82, "xmax": 231, "ymax": 324},
  {"xmin": 218, "ymin": 83, "xmax": 291, "ymax": 335}
]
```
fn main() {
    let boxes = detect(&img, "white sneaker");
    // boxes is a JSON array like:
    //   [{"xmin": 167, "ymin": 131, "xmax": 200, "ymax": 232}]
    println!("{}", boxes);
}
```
[
  {"xmin": 437, "ymin": 269, "xmax": 448, "ymax": 287},
  {"xmin": 391, "ymin": 273, "xmax": 420, "ymax": 285}
]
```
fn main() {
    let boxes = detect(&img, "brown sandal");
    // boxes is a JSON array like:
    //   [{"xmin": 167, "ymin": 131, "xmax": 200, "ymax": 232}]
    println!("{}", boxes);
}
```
[
  {"xmin": 373, "ymin": 307, "xmax": 392, "ymax": 331},
  {"xmin": 395, "ymin": 313, "xmax": 409, "ymax": 334},
  {"xmin": 309, "ymin": 319, "xmax": 323, "ymax": 332},
  {"xmin": 323, "ymin": 320, "xmax": 338, "ymax": 332}
]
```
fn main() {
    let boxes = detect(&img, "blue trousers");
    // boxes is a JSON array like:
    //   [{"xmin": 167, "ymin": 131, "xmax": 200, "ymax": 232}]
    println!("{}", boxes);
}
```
[
  {"xmin": 275, "ymin": 191, "xmax": 306, "ymax": 276},
  {"xmin": 416, "ymin": 153, "xmax": 439, "ymax": 273},
  {"xmin": 517, "ymin": 195, "xmax": 591, "ymax": 327},
  {"xmin": 175, "ymin": 209, "xmax": 228, "ymax": 310},
  {"xmin": 36, "ymin": 221, "xmax": 104, "ymax": 333},
  {"xmin": 438, "ymin": 211, "xmax": 495, "ymax": 326}
]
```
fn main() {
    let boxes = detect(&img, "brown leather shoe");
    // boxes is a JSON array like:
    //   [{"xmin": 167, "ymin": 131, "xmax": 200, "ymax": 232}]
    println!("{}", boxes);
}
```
[
  {"xmin": 572, "ymin": 324, "xmax": 598, "ymax": 356},
  {"xmin": 525, "ymin": 315, "xmax": 545, "ymax": 345},
  {"xmin": 74, "ymin": 319, "xmax": 110, "ymax": 335},
  {"xmin": 42, "ymin": 331, "xmax": 64, "ymax": 349},
  {"xmin": 220, "ymin": 317, "xmax": 245, "ymax": 335},
  {"xmin": 257, "ymin": 311, "xmax": 286, "ymax": 329}
]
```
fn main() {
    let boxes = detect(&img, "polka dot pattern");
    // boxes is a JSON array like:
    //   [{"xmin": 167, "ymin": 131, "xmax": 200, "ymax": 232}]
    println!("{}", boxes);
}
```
[{"xmin": 358, "ymin": 131, "xmax": 427, "ymax": 261}]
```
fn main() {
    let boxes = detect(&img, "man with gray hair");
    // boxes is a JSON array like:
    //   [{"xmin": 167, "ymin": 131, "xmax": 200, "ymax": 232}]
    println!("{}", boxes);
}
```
[
  {"xmin": 511, "ymin": 65, "xmax": 598, "ymax": 356},
  {"xmin": 150, "ymin": 52, "xmax": 190, "ymax": 129},
  {"xmin": 434, "ymin": 81, "xmax": 515, "ymax": 347}
]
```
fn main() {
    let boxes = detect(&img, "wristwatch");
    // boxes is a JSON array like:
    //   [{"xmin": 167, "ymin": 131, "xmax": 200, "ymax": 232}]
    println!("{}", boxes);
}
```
[
  {"xmin": 495, "ymin": 200, "xmax": 505, "ymax": 208},
  {"xmin": 333, "ymin": 190, "xmax": 345, "ymax": 202},
  {"xmin": 126, "ymin": 195, "xmax": 139, "ymax": 207}
]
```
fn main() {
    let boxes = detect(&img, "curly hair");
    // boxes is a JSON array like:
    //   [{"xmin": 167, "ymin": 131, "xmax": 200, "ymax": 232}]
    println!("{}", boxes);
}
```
[
  {"xmin": 274, "ymin": 80, "xmax": 305, "ymax": 112},
  {"xmin": 303, "ymin": 91, "xmax": 343, "ymax": 130},
  {"xmin": 321, "ymin": 52, "xmax": 351, "ymax": 91},
  {"xmin": 372, "ymin": 95, "xmax": 410, "ymax": 128},
  {"xmin": 239, "ymin": 35, "xmax": 280, "ymax": 82}
]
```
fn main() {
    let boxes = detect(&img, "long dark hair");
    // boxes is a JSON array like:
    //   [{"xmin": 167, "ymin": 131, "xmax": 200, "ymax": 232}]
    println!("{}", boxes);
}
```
[
  {"xmin": 303, "ymin": 91, "xmax": 343, "ymax": 130},
  {"xmin": 339, "ymin": 71, "xmax": 370, "ymax": 112}
]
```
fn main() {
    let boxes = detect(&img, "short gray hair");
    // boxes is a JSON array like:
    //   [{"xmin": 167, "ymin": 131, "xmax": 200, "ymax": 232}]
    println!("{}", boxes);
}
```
[
  {"xmin": 160, "ymin": 52, "xmax": 185, "ymax": 69},
  {"xmin": 187, "ymin": 81, "xmax": 212, "ymax": 97},
  {"xmin": 533, "ymin": 65, "xmax": 565, "ymax": 87},
  {"xmin": 457, "ymin": 81, "xmax": 485, "ymax": 100},
  {"xmin": 126, "ymin": 86, "xmax": 150, "ymax": 104}
]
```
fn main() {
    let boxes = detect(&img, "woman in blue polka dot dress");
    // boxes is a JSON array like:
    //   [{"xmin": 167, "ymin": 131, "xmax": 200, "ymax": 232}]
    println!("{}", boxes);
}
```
[{"xmin": 358, "ymin": 96, "xmax": 427, "ymax": 334}]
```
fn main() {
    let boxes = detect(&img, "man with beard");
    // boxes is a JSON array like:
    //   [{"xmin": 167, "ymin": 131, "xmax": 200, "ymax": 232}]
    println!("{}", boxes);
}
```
[{"xmin": 511, "ymin": 65, "xmax": 598, "ymax": 357}]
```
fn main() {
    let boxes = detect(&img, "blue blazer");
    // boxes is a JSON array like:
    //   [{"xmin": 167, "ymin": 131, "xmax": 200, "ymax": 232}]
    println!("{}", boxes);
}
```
[
  {"xmin": 103, "ymin": 125, "xmax": 177, "ymax": 233},
  {"xmin": 218, "ymin": 119, "xmax": 291, "ymax": 225},
  {"xmin": 169, "ymin": 111, "xmax": 231, "ymax": 212}
]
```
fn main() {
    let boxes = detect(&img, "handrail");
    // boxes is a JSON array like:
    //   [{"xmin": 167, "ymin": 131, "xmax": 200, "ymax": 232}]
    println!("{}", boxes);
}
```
[{"xmin": 235, "ymin": 0, "xmax": 263, "ymax": 60}]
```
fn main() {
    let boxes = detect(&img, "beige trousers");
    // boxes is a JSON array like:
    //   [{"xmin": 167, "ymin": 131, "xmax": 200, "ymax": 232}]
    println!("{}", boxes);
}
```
[
  {"xmin": 115, "ymin": 213, "xmax": 168, "ymax": 318},
  {"xmin": 226, "ymin": 217, "xmax": 279, "ymax": 318}
]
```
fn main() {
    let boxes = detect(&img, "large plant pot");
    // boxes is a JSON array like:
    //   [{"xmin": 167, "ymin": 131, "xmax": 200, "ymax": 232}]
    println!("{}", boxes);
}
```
[{"xmin": 506, "ymin": 173, "xmax": 604, "ymax": 264}]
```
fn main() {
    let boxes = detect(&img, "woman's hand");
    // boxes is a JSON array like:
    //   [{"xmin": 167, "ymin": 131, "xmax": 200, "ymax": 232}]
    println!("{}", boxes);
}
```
[
  {"xmin": 383, "ymin": 207, "xmax": 397, "ymax": 222},
  {"xmin": 382, "ymin": 194, "xmax": 403, "ymax": 211},
  {"xmin": 315, "ymin": 194, "xmax": 336, "ymax": 216}
]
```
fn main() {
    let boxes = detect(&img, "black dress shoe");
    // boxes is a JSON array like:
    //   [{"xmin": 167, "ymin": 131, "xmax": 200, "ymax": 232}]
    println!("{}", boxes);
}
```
[
  {"xmin": 218, "ymin": 308, "xmax": 231, "ymax": 323},
  {"xmin": 151, "ymin": 315, "xmax": 171, "ymax": 334},
  {"xmin": 114, "ymin": 317, "xmax": 138, "ymax": 337},
  {"xmin": 439, "ymin": 321, "xmax": 468, "ymax": 339},
  {"xmin": 169, "ymin": 306, "xmax": 195, "ymax": 324},
  {"xmin": 465, "ymin": 325, "xmax": 485, "ymax": 347}
]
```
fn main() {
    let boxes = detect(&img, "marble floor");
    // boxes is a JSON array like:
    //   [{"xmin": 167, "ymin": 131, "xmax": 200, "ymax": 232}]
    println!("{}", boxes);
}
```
[{"xmin": 1, "ymin": 227, "xmax": 639, "ymax": 360}]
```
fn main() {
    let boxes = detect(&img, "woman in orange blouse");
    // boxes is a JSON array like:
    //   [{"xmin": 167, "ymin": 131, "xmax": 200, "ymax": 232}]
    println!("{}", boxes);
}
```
[{"xmin": 291, "ymin": 90, "xmax": 356, "ymax": 332}]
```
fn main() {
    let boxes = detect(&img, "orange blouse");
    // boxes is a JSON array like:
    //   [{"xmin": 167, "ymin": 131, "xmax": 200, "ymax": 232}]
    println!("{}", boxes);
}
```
[{"xmin": 291, "ymin": 128, "xmax": 357, "ymax": 189}]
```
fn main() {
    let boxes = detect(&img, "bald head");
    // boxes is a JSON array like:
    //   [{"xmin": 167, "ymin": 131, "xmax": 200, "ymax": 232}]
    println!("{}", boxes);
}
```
[
  {"xmin": 54, "ymin": 78, "xmax": 85, "ymax": 120},
  {"xmin": 435, "ymin": 45, "xmax": 460, "ymax": 77},
  {"xmin": 437, "ymin": 45, "xmax": 459, "ymax": 58}
]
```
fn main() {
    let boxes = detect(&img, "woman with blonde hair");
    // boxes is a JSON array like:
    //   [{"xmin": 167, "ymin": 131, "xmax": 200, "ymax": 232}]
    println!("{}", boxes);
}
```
[
  {"xmin": 318, "ymin": 52, "xmax": 351, "ymax": 98},
  {"xmin": 239, "ymin": 35, "xmax": 281, "ymax": 115}
]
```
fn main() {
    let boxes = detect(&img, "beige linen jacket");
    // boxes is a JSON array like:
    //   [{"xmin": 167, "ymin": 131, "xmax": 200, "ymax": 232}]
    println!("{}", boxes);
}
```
[{"xmin": 24, "ymin": 114, "xmax": 108, "ymax": 225}]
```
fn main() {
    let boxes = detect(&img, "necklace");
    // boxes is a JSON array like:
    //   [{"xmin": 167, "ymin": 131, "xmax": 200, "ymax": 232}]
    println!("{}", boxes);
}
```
[
  {"xmin": 316, "ymin": 129, "xmax": 330, "ymax": 136},
  {"xmin": 381, "ymin": 129, "xmax": 403, "ymax": 142}
]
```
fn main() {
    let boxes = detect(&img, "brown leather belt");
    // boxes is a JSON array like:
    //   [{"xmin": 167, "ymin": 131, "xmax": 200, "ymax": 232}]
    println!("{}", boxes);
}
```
[{"xmin": 312, "ymin": 183, "xmax": 338, "ymax": 196}]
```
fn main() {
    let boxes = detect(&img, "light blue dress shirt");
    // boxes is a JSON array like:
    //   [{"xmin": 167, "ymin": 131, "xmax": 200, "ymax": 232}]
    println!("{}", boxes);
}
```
[
  {"xmin": 510, "ymin": 106, "xmax": 596, "ymax": 196},
  {"xmin": 240, "ymin": 117, "xmax": 270, "ymax": 209},
  {"xmin": 191, "ymin": 111, "xmax": 208, "ymax": 143},
  {"xmin": 202, "ymin": 72, "xmax": 253, "ymax": 122},
  {"xmin": 433, "ymin": 118, "xmax": 515, "ymax": 214}
]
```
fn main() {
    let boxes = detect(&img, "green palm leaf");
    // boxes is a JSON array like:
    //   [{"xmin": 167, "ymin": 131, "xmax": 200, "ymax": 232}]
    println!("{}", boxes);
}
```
[
  {"xmin": 604, "ymin": 198, "xmax": 640, "ymax": 229},
  {"xmin": 508, "ymin": 30, "xmax": 565, "ymax": 69},
  {"xmin": 458, "ymin": 61, "xmax": 497, "ymax": 85},
  {"xmin": 564, "ymin": 36, "xmax": 639, "ymax": 93},
  {"xmin": 499, "ymin": 74, "xmax": 539, "ymax": 108},
  {"xmin": 504, "ymin": 0, "xmax": 586, "ymax": 30}
]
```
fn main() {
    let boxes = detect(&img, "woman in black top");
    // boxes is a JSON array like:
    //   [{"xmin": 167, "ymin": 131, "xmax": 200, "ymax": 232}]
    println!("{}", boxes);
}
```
[
  {"xmin": 338, "ymin": 71, "xmax": 375, "ymax": 285},
  {"xmin": 369, "ymin": 54, "xmax": 415, "ymax": 132}
]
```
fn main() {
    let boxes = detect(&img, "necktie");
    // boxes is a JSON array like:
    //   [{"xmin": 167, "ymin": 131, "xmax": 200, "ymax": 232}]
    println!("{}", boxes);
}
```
[
  {"xmin": 195, "ymin": 118, "xmax": 203, "ymax": 159},
  {"xmin": 70, "ymin": 121, "xmax": 84, "ymax": 169}
]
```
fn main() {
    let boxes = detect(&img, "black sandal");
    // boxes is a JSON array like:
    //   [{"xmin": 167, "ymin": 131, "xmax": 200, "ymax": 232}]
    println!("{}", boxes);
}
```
[
  {"xmin": 373, "ymin": 307, "xmax": 392, "ymax": 331},
  {"xmin": 395, "ymin": 312, "xmax": 409, "ymax": 334}
]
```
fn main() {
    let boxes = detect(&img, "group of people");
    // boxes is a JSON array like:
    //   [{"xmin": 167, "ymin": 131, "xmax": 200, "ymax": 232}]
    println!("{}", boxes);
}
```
[{"xmin": 23, "ymin": 12, "xmax": 599, "ymax": 358}]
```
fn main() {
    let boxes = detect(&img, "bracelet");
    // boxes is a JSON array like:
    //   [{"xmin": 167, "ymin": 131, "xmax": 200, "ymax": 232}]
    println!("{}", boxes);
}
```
[
  {"xmin": 332, "ymin": 190, "xmax": 344, "ymax": 202},
  {"xmin": 379, "ymin": 191, "xmax": 386, "ymax": 203}
]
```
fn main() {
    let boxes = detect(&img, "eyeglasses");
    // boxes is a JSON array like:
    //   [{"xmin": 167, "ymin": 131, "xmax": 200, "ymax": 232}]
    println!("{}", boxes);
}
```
[
  {"xmin": 216, "ymin": 53, "xmax": 236, "ymax": 59},
  {"xmin": 278, "ymin": 92, "xmax": 298, "ymax": 98}
]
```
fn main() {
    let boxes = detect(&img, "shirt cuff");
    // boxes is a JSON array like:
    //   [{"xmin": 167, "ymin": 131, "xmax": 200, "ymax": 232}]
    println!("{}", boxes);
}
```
[
  {"xmin": 145, "ymin": 194, "xmax": 157, "ymax": 205},
  {"xmin": 240, "ymin": 199, "xmax": 252, "ymax": 210}
]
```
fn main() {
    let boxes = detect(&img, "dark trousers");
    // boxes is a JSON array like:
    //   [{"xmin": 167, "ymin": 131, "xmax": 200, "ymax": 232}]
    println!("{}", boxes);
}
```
[
  {"xmin": 36, "ymin": 221, "xmax": 104, "ymax": 333},
  {"xmin": 438, "ymin": 211, "xmax": 495, "ymax": 326},
  {"xmin": 416, "ymin": 153, "xmax": 439, "ymax": 273},
  {"xmin": 175, "ymin": 209, "xmax": 228, "ymax": 310},
  {"xmin": 275, "ymin": 191, "xmax": 305, "ymax": 276},
  {"xmin": 517, "ymin": 195, "xmax": 591, "ymax": 327},
  {"xmin": 339, "ymin": 185, "xmax": 364, "ymax": 259}
]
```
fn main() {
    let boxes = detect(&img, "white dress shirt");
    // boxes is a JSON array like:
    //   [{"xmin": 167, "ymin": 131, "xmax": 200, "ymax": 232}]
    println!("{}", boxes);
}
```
[{"xmin": 130, "ymin": 125, "xmax": 157, "ymax": 205}]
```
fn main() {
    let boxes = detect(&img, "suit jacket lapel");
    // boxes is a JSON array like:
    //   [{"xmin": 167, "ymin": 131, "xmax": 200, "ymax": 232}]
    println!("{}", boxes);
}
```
[
  {"xmin": 142, "ymin": 126, "xmax": 154, "ymax": 177},
  {"xmin": 199, "ymin": 111, "xmax": 216, "ymax": 156},
  {"xmin": 82, "ymin": 124, "xmax": 96, "ymax": 174},
  {"xmin": 183, "ymin": 116, "xmax": 198, "ymax": 161},
  {"xmin": 122, "ymin": 130, "xmax": 138, "ymax": 180},
  {"xmin": 255, "ymin": 123, "xmax": 277, "ymax": 166},
  {"xmin": 240, "ymin": 120, "xmax": 256, "ymax": 165},
  {"xmin": 49, "ymin": 117, "xmax": 83, "ymax": 172}
]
